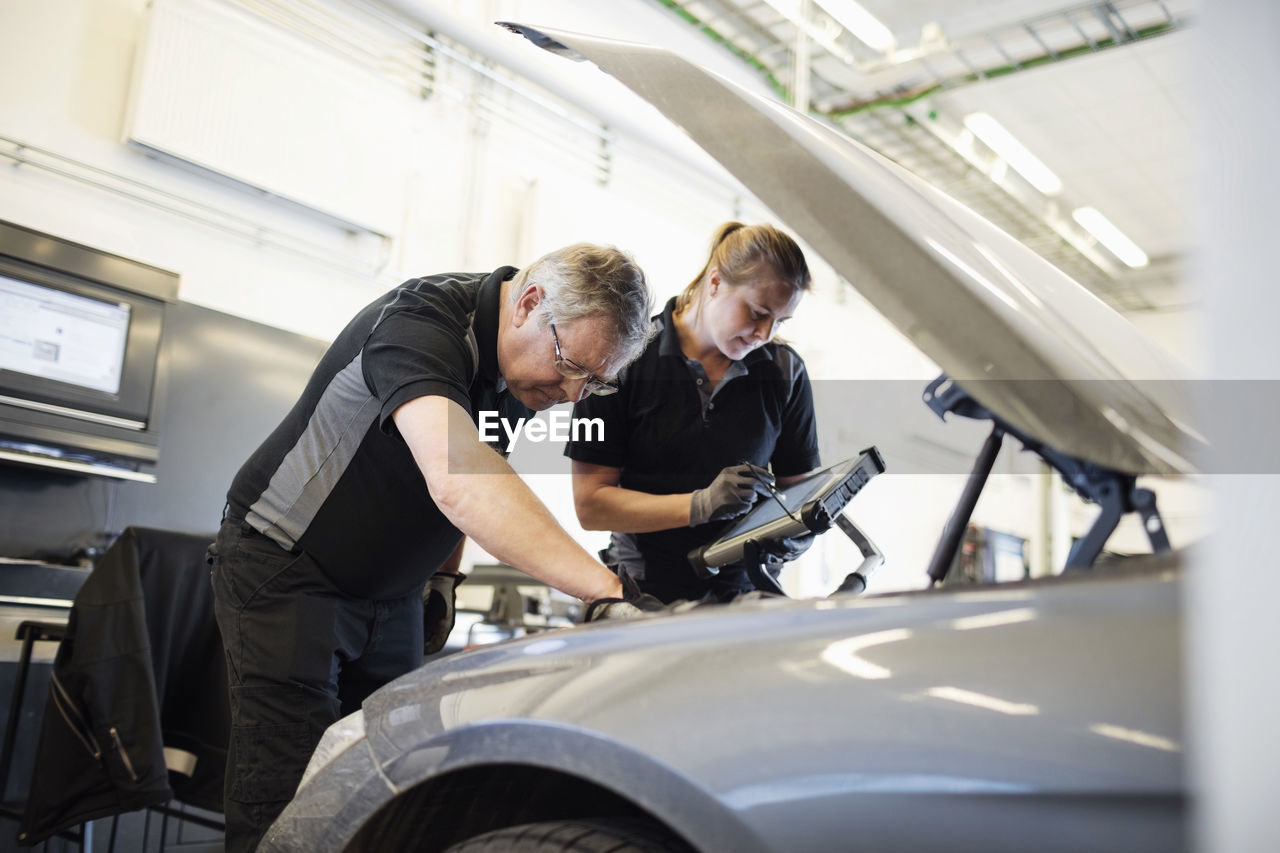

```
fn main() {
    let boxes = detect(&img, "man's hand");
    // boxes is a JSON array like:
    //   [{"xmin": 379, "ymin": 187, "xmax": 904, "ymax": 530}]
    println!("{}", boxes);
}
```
[
  {"xmin": 690, "ymin": 463, "xmax": 773, "ymax": 526},
  {"xmin": 584, "ymin": 571, "xmax": 665, "ymax": 622},
  {"xmin": 423, "ymin": 571, "xmax": 465, "ymax": 655}
]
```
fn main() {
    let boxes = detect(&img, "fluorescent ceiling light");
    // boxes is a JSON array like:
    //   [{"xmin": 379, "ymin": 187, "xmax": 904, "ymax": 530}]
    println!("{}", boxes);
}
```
[
  {"xmin": 963, "ymin": 112, "xmax": 1063, "ymax": 196},
  {"xmin": 759, "ymin": 0, "xmax": 855, "ymax": 63},
  {"xmin": 814, "ymin": 0, "xmax": 896, "ymax": 53},
  {"xmin": 1072, "ymin": 207, "xmax": 1150, "ymax": 268}
]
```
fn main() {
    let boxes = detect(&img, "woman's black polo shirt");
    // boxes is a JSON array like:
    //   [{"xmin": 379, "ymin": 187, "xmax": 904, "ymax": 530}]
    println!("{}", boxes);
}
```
[{"xmin": 566, "ymin": 297, "xmax": 820, "ymax": 599}]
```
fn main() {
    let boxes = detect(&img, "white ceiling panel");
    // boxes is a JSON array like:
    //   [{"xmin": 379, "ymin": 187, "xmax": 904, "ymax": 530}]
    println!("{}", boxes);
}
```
[{"xmin": 928, "ymin": 27, "xmax": 1193, "ymax": 266}]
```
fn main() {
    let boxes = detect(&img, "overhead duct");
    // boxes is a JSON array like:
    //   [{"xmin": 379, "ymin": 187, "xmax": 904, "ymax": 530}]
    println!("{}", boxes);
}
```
[{"xmin": 372, "ymin": 0, "xmax": 742, "ymax": 192}]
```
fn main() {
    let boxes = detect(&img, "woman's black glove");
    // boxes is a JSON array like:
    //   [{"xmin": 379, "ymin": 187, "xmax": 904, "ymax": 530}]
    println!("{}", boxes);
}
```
[
  {"xmin": 423, "ymin": 571, "xmax": 465, "ymax": 655},
  {"xmin": 763, "ymin": 532, "xmax": 816, "ymax": 562},
  {"xmin": 690, "ymin": 463, "xmax": 772, "ymax": 526}
]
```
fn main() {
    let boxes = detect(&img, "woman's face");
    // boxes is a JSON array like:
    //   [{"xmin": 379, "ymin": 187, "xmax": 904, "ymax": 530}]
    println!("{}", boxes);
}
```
[{"xmin": 703, "ymin": 267, "xmax": 803, "ymax": 361}]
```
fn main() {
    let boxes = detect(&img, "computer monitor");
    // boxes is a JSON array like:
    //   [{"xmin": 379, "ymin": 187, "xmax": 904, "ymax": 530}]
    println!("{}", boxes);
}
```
[{"xmin": 0, "ymin": 220, "xmax": 175, "ymax": 477}]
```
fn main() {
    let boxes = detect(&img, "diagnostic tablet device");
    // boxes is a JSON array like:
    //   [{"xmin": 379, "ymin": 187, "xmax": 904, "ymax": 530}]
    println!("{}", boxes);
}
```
[{"xmin": 689, "ymin": 446, "xmax": 885, "ymax": 575}]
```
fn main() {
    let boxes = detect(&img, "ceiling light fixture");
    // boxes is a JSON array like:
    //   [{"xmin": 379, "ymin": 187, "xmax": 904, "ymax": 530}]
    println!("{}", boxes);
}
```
[
  {"xmin": 813, "ymin": 0, "xmax": 896, "ymax": 53},
  {"xmin": 963, "ymin": 112, "xmax": 1063, "ymax": 196},
  {"xmin": 758, "ymin": 0, "xmax": 855, "ymax": 63},
  {"xmin": 1071, "ymin": 207, "xmax": 1150, "ymax": 268}
]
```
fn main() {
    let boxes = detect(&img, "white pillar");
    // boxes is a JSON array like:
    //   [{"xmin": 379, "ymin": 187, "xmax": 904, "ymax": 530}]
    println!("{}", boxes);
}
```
[
  {"xmin": 1048, "ymin": 469, "xmax": 1071, "ymax": 573},
  {"xmin": 1188, "ymin": 2, "xmax": 1280, "ymax": 851},
  {"xmin": 793, "ymin": 0, "xmax": 811, "ymax": 112},
  {"xmin": 1029, "ymin": 465, "xmax": 1051, "ymax": 577}
]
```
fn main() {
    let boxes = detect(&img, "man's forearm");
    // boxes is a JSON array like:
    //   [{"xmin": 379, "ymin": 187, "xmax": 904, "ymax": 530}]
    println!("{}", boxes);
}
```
[
  {"xmin": 396, "ymin": 396, "xmax": 622, "ymax": 602},
  {"xmin": 435, "ymin": 458, "xmax": 621, "ymax": 601}
]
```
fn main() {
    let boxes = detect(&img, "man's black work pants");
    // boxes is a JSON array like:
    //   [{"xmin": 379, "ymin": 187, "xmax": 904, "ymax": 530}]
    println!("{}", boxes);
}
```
[{"xmin": 209, "ymin": 520, "xmax": 423, "ymax": 853}]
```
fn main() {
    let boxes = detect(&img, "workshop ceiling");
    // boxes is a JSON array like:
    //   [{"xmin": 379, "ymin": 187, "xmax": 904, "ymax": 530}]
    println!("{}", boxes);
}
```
[{"xmin": 644, "ymin": 0, "xmax": 1199, "ymax": 312}]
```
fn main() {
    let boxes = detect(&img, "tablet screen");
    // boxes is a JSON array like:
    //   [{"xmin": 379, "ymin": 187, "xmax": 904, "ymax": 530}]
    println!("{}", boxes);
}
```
[{"xmin": 715, "ymin": 456, "xmax": 863, "ymax": 541}]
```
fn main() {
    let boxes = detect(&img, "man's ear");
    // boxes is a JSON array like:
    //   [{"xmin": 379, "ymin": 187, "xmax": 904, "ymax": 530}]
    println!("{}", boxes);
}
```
[{"xmin": 511, "ymin": 281, "xmax": 543, "ymax": 327}]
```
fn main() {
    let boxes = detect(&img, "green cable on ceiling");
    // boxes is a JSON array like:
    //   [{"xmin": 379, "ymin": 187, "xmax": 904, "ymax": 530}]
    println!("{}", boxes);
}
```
[
  {"xmin": 653, "ymin": 0, "xmax": 792, "ymax": 103},
  {"xmin": 653, "ymin": 0, "xmax": 1179, "ymax": 119}
]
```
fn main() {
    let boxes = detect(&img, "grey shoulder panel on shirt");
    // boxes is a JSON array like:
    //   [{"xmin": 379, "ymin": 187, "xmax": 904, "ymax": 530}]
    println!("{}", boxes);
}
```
[
  {"xmin": 246, "ymin": 352, "xmax": 381, "ymax": 550},
  {"xmin": 768, "ymin": 341, "xmax": 808, "ymax": 385},
  {"xmin": 464, "ymin": 317, "xmax": 480, "ymax": 374}
]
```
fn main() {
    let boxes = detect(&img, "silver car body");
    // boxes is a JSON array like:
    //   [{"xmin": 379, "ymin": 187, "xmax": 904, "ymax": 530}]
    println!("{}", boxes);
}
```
[
  {"xmin": 266, "ymin": 564, "xmax": 1182, "ymax": 852},
  {"xmin": 264, "ymin": 24, "xmax": 1189, "ymax": 853}
]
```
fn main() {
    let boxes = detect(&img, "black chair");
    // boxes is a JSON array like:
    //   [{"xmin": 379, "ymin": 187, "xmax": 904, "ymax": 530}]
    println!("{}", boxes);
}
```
[
  {"xmin": 0, "ymin": 621, "xmax": 89, "ymax": 849},
  {"xmin": 6, "ymin": 527, "xmax": 228, "ymax": 849}
]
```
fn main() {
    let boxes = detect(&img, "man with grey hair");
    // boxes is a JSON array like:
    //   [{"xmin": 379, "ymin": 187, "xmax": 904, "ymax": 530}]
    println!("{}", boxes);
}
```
[{"xmin": 209, "ymin": 243, "xmax": 658, "ymax": 852}]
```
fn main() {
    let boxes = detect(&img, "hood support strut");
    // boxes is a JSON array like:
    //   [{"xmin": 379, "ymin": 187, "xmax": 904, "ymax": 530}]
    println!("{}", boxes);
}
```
[{"xmin": 923, "ymin": 374, "xmax": 1171, "ymax": 584}]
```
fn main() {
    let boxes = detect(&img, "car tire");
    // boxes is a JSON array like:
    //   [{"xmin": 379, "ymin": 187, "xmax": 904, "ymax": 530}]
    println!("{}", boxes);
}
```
[{"xmin": 441, "ymin": 817, "xmax": 693, "ymax": 853}]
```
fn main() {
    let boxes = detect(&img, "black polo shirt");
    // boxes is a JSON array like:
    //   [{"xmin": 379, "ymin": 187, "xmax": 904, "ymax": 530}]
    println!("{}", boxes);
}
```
[
  {"xmin": 226, "ymin": 267, "xmax": 530, "ymax": 600},
  {"xmin": 566, "ymin": 297, "xmax": 820, "ymax": 600}
]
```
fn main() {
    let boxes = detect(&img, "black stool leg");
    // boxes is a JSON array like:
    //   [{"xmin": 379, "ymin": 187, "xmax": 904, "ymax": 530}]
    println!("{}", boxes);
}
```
[
  {"xmin": 0, "ymin": 626, "xmax": 38, "ymax": 804},
  {"xmin": 0, "ymin": 621, "xmax": 66, "ymax": 810}
]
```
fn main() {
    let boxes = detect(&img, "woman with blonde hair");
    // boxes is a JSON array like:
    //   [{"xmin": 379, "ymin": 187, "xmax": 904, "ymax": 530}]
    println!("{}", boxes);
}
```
[{"xmin": 567, "ymin": 222, "xmax": 821, "ymax": 602}]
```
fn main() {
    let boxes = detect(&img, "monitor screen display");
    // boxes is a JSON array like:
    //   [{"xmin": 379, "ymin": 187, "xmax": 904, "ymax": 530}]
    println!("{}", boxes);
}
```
[{"xmin": 0, "ymin": 272, "xmax": 131, "ymax": 395}]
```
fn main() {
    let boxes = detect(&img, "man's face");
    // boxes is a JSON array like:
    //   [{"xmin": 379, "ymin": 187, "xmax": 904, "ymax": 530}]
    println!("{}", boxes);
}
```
[{"xmin": 501, "ymin": 287, "xmax": 627, "ymax": 410}]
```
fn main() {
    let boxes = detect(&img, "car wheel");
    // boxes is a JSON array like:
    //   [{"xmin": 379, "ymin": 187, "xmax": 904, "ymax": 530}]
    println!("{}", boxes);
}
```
[{"xmin": 441, "ymin": 817, "xmax": 693, "ymax": 852}]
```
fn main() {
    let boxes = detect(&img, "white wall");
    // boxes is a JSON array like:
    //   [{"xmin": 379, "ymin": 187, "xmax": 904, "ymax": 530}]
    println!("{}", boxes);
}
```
[
  {"xmin": 0, "ymin": 0, "xmax": 396, "ymax": 339},
  {"xmin": 0, "ymin": 0, "xmax": 1206, "ymax": 592}
]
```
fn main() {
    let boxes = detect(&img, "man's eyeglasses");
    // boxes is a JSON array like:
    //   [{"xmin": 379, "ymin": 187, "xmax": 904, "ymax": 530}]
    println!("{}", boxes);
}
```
[{"xmin": 550, "ymin": 323, "xmax": 619, "ymax": 396}]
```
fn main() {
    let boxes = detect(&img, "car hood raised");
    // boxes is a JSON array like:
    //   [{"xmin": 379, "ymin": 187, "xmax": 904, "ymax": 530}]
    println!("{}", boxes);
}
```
[{"xmin": 500, "ymin": 23, "xmax": 1202, "ymax": 476}]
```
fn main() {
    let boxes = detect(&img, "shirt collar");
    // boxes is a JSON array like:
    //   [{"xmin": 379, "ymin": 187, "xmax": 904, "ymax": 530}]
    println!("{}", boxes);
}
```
[
  {"xmin": 476, "ymin": 266, "xmax": 518, "ymax": 389},
  {"xmin": 656, "ymin": 295, "xmax": 774, "ymax": 365},
  {"xmin": 656, "ymin": 297, "xmax": 684, "ymax": 358}
]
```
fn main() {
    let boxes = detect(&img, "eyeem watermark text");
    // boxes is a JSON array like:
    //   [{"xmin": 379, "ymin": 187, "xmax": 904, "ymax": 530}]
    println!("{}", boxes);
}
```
[{"xmin": 477, "ymin": 410, "xmax": 603, "ymax": 451}]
